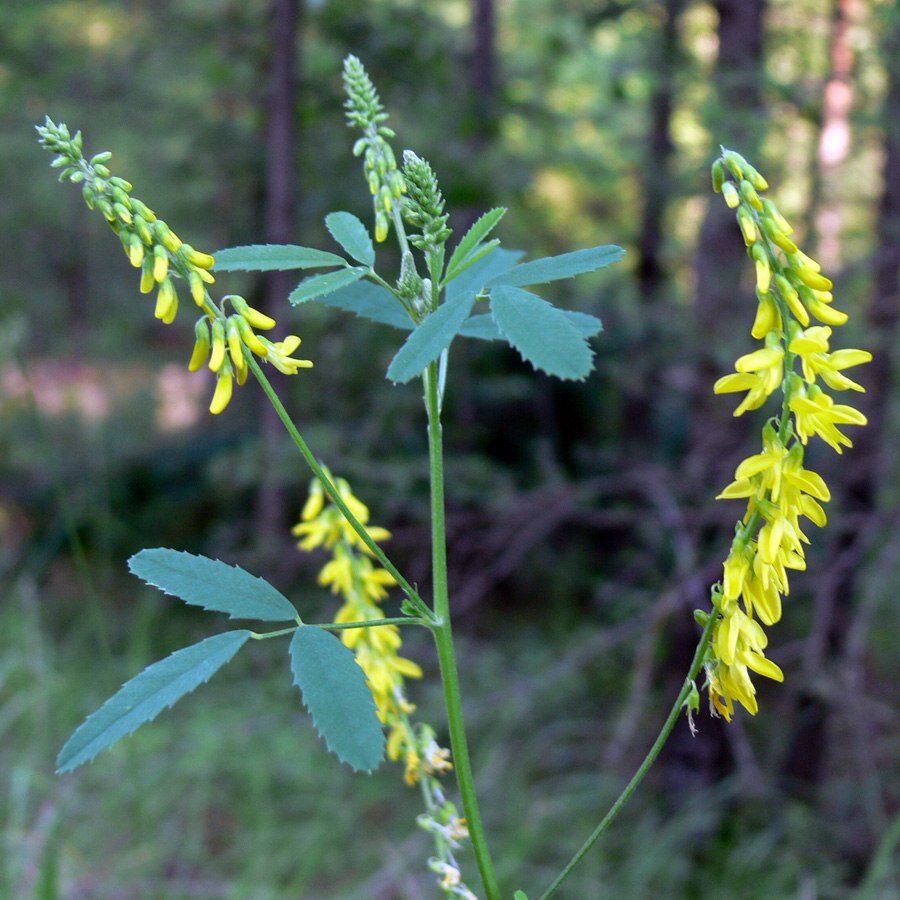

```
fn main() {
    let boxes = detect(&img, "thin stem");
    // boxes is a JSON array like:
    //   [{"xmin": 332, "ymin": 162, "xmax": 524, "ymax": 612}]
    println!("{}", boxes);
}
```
[
  {"xmin": 539, "ymin": 611, "xmax": 717, "ymax": 900},
  {"xmin": 250, "ymin": 626, "xmax": 298, "ymax": 641},
  {"xmin": 423, "ymin": 362, "xmax": 501, "ymax": 900},
  {"xmin": 246, "ymin": 355, "xmax": 434, "ymax": 622}
]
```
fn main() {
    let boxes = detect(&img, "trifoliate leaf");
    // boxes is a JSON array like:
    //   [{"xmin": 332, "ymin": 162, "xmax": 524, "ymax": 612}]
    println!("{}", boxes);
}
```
[
  {"xmin": 212, "ymin": 244, "xmax": 346, "ymax": 272},
  {"xmin": 128, "ymin": 549, "xmax": 298, "ymax": 622},
  {"xmin": 325, "ymin": 211, "xmax": 376, "ymax": 267},
  {"xmin": 488, "ymin": 244, "xmax": 624, "ymax": 287},
  {"xmin": 490, "ymin": 285, "xmax": 593, "ymax": 380},
  {"xmin": 445, "ymin": 207, "xmax": 507, "ymax": 280},
  {"xmin": 318, "ymin": 280, "xmax": 413, "ymax": 330},
  {"xmin": 290, "ymin": 267, "xmax": 369, "ymax": 305},
  {"xmin": 289, "ymin": 626, "xmax": 384, "ymax": 773},
  {"xmin": 386, "ymin": 291, "xmax": 477, "ymax": 383},
  {"xmin": 57, "ymin": 631, "xmax": 252, "ymax": 773}
]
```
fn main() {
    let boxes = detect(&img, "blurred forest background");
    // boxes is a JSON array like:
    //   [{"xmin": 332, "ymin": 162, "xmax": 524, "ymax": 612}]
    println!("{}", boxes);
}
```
[{"xmin": 1, "ymin": 0, "xmax": 898, "ymax": 897}]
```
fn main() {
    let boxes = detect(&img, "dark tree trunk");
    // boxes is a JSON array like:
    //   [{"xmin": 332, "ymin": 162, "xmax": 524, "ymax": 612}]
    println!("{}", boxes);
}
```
[
  {"xmin": 636, "ymin": 0, "xmax": 686, "ymax": 305},
  {"xmin": 255, "ymin": 0, "xmax": 299, "ymax": 552},
  {"xmin": 470, "ymin": 0, "xmax": 496, "ymax": 143}
]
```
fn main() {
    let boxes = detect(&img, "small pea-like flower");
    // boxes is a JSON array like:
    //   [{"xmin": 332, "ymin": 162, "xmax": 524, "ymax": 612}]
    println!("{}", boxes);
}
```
[
  {"xmin": 789, "ymin": 386, "xmax": 868, "ymax": 452},
  {"xmin": 788, "ymin": 325, "xmax": 872, "ymax": 391},
  {"xmin": 714, "ymin": 337, "xmax": 785, "ymax": 415}
]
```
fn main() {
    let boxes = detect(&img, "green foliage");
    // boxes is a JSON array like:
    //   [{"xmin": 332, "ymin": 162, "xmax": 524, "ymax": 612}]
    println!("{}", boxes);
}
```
[
  {"xmin": 325, "ymin": 211, "xmax": 376, "ymax": 267},
  {"xmin": 460, "ymin": 308, "xmax": 602, "ymax": 342},
  {"xmin": 444, "ymin": 207, "xmax": 507, "ymax": 282},
  {"xmin": 490, "ymin": 285, "xmax": 594, "ymax": 380},
  {"xmin": 318, "ymin": 280, "xmax": 413, "ymax": 329},
  {"xmin": 387, "ymin": 290, "xmax": 477, "ymax": 383},
  {"xmin": 289, "ymin": 266, "xmax": 370, "ymax": 304},
  {"xmin": 212, "ymin": 244, "xmax": 346, "ymax": 272},
  {"xmin": 289, "ymin": 626, "xmax": 385, "ymax": 773},
  {"xmin": 128, "ymin": 548, "xmax": 298, "ymax": 622},
  {"xmin": 488, "ymin": 245, "xmax": 625, "ymax": 288},
  {"xmin": 57, "ymin": 630, "xmax": 252, "ymax": 774}
]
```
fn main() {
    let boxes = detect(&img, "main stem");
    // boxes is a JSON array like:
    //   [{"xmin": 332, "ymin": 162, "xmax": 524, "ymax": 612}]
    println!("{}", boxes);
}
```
[
  {"xmin": 538, "ymin": 611, "xmax": 717, "ymax": 899},
  {"xmin": 424, "ymin": 362, "xmax": 501, "ymax": 900}
]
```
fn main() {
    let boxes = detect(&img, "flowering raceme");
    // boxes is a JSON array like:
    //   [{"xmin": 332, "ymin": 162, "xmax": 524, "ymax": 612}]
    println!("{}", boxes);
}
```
[
  {"xmin": 294, "ymin": 475, "xmax": 475, "ymax": 899},
  {"xmin": 37, "ymin": 119, "xmax": 311, "ymax": 415},
  {"xmin": 705, "ymin": 149, "xmax": 871, "ymax": 721}
]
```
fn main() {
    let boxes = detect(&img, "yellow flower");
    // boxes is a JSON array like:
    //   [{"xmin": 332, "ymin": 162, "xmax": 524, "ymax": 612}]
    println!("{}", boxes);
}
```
[
  {"xmin": 789, "ymin": 387, "xmax": 868, "ymax": 452},
  {"xmin": 788, "ymin": 326, "xmax": 872, "ymax": 392},
  {"xmin": 714, "ymin": 339, "xmax": 784, "ymax": 416}
]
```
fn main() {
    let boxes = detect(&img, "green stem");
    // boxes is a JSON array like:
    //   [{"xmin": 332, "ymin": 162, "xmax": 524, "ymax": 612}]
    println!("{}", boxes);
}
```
[
  {"xmin": 246, "ymin": 355, "xmax": 434, "ymax": 622},
  {"xmin": 423, "ymin": 362, "xmax": 501, "ymax": 900},
  {"xmin": 538, "ymin": 611, "xmax": 718, "ymax": 900}
]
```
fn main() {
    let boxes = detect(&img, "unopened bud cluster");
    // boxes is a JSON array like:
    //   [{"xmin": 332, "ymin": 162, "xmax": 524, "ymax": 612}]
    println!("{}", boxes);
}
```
[
  {"xmin": 343, "ymin": 56, "xmax": 405, "ymax": 242},
  {"xmin": 703, "ymin": 149, "xmax": 871, "ymax": 720},
  {"xmin": 401, "ymin": 151, "xmax": 451, "ymax": 253},
  {"xmin": 38, "ymin": 119, "xmax": 312, "ymax": 415}
]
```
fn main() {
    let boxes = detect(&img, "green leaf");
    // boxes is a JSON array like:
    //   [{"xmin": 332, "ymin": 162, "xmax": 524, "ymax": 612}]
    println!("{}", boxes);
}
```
[
  {"xmin": 318, "ymin": 280, "xmax": 412, "ymax": 330},
  {"xmin": 325, "ymin": 211, "xmax": 375, "ymax": 267},
  {"xmin": 386, "ymin": 291, "xmax": 477, "ymax": 384},
  {"xmin": 290, "ymin": 267, "xmax": 369, "ymax": 305},
  {"xmin": 513, "ymin": 892, "xmax": 530, "ymax": 900},
  {"xmin": 445, "ymin": 207, "xmax": 506, "ymax": 279},
  {"xmin": 444, "ymin": 239, "xmax": 500, "ymax": 283},
  {"xmin": 446, "ymin": 247, "xmax": 523, "ymax": 301},
  {"xmin": 289, "ymin": 626, "xmax": 384, "ymax": 772},
  {"xmin": 57, "ymin": 631, "xmax": 251, "ymax": 774},
  {"xmin": 490, "ymin": 285, "xmax": 594, "ymax": 380},
  {"xmin": 460, "ymin": 309, "xmax": 603, "ymax": 341},
  {"xmin": 488, "ymin": 244, "xmax": 625, "ymax": 287},
  {"xmin": 212, "ymin": 244, "xmax": 346, "ymax": 272},
  {"xmin": 128, "ymin": 548, "xmax": 298, "ymax": 622}
]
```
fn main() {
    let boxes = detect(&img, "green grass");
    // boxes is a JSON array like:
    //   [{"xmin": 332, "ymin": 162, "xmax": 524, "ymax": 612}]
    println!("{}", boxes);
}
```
[{"xmin": 2, "ymin": 577, "xmax": 892, "ymax": 898}]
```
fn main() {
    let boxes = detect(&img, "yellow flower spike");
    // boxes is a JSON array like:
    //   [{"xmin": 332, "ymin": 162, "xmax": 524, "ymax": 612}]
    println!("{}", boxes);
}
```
[
  {"xmin": 152, "ymin": 244, "xmax": 168, "ymax": 283},
  {"xmin": 209, "ymin": 363, "xmax": 233, "ymax": 415},
  {"xmin": 235, "ymin": 315, "xmax": 270, "ymax": 357},
  {"xmin": 262, "ymin": 335, "xmax": 313, "ymax": 375},
  {"xmin": 196, "ymin": 267, "xmax": 216, "ymax": 284},
  {"xmin": 743, "ymin": 164, "xmax": 769, "ymax": 192},
  {"xmin": 723, "ymin": 150, "xmax": 746, "ymax": 179},
  {"xmin": 722, "ymin": 181, "xmax": 740, "ymax": 208},
  {"xmin": 764, "ymin": 222, "xmax": 798, "ymax": 255},
  {"xmin": 208, "ymin": 318, "xmax": 227, "ymax": 373},
  {"xmin": 301, "ymin": 481, "xmax": 325, "ymax": 522},
  {"xmin": 188, "ymin": 318, "xmax": 211, "ymax": 372},
  {"xmin": 154, "ymin": 277, "xmax": 178, "ymax": 322}
]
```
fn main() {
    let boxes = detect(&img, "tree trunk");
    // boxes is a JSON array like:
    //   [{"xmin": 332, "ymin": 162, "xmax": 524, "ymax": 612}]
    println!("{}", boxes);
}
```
[
  {"xmin": 470, "ymin": 0, "xmax": 496, "ymax": 144},
  {"xmin": 255, "ymin": 0, "xmax": 299, "ymax": 553}
]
